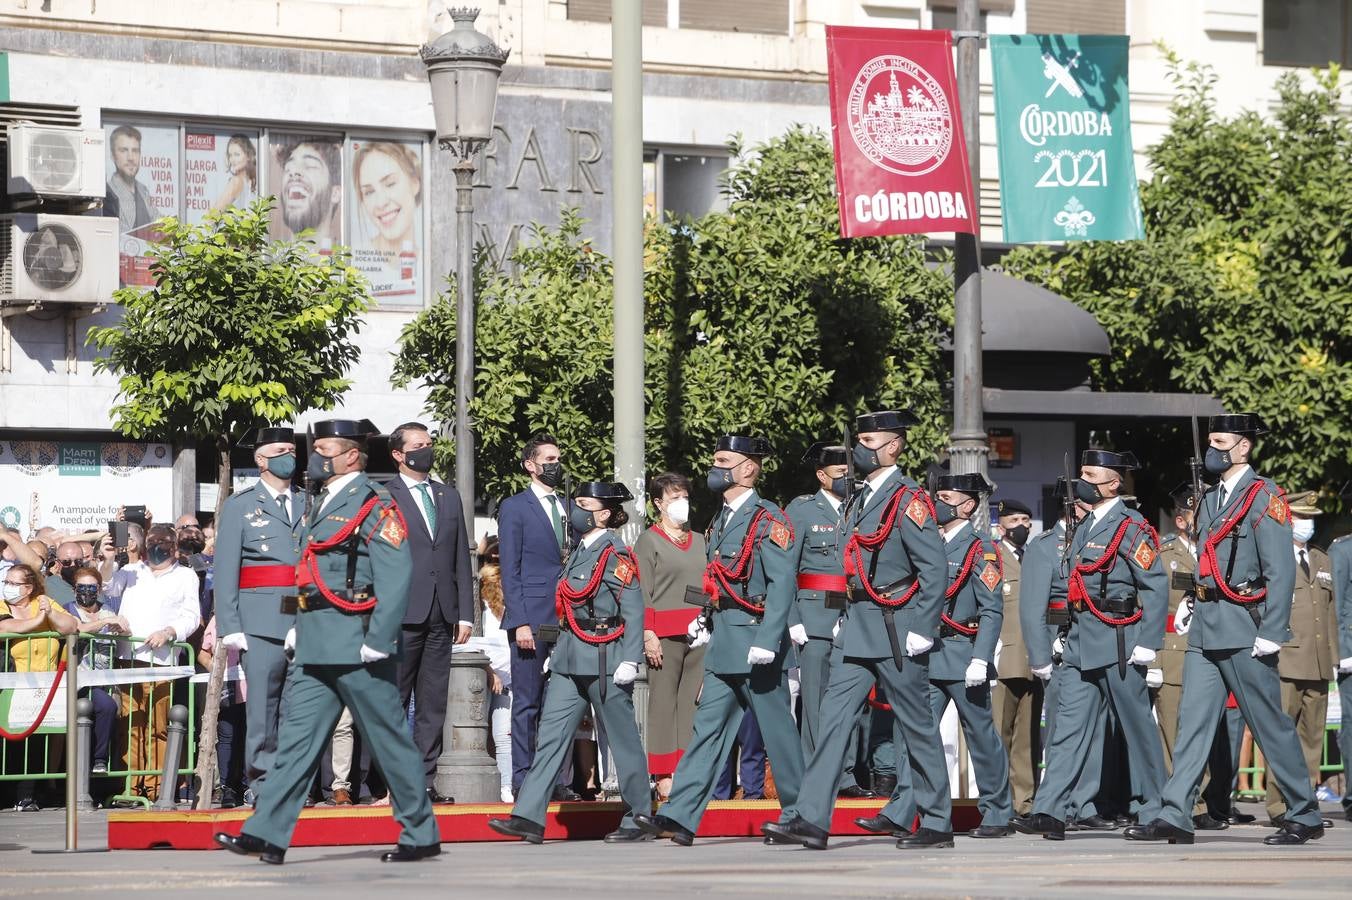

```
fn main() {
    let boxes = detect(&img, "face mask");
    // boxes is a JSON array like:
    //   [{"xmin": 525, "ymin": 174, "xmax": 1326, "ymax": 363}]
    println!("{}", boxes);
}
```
[
  {"xmin": 60, "ymin": 561, "xmax": 82, "ymax": 585},
  {"xmin": 569, "ymin": 506, "xmax": 597, "ymax": 533},
  {"xmin": 935, "ymin": 498, "xmax": 969, "ymax": 527},
  {"xmin": 265, "ymin": 452, "xmax": 297, "ymax": 480},
  {"xmin": 2, "ymin": 583, "xmax": 24, "ymax": 602},
  {"xmin": 537, "ymin": 462, "xmax": 564, "ymax": 488},
  {"xmin": 1291, "ymin": 519, "xmax": 1315, "ymax": 543},
  {"xmin": 665, "ymin": 497, "xmax": 690, "ymax": 526},
  {"xmin": 178, "ymin": 535, "xmax": 206, "ymax": 555},
  {"xmin": 1004, "ymin": 524, "xmax": 1031, "ymax": 547},
  {"xmin": 706, "ymin": 465, "xmax": 735, "ymax": 494},
  {"xmin": 75, "ymin": 584, "xmax": 100, "ymax": 606},
  {"xmin": 1203, "ymin": 445, "xmax": 1233, "ymax": 476},
  {"xmin": 852, "ymin": 442, "xmax": 882, "ymax": 476},
  {"xmin": 146, "ymin": 544, "xmax": 175, "ymax": 566},
  {"xmin": 404, "ymin": 446, "xmax": 435, "ymax": 474},
  {"xmin": 829, "ymin": 475, "xmax": 854, "ymax": 499},
  {"xmin": 307, "ymin": 450, "xmax": 337, "ymax": 483},
  {"xmin": 1073, "ymin": 478, "xmax": 1107, "ymax": 505}
]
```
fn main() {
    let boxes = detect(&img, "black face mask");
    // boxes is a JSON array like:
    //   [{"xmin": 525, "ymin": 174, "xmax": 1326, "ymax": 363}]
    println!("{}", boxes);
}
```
[
  {"xmin": 568, "ymin": 506, "xmax": 597, "ymax": 533},
  {"xmin": 146, "ymin": 544, "xmax": 175, "ymax": 566},
  {"xmin": 829, "ymin": 475, "xmax": 854, "ymax": 499},
  {"xmin": 1204, "ymin": 446, "xmax": 1234, "ymax": 476},
  {"xmin": 75, "ymin": 584, "xmax": 100, "ymax": 607},
  {"xmin": 404, "ymin": 446, "xmax": 435, "ymax": 474},
  {"xmin": 307, "ymin": 450, "xmax": 337, "ymax": 484},
  {"xmin": 1074, "ymin": 478, "xmax": 1109, "ymax": 505},
  {"xmin": 536, "ymin": 461, "xmax": 564, "ymax": 488},
  {"xmin": 59, "ymin": 561, "xmax": 84, "ymax": 585},
  {"xmin": 852, "ymin": 442, "xmax": 882, "ymax": 476},
  {"xmin": 706, "ymin": 465, "xmax": 736, "ymax": 494},
  {"xmin": 1004, "ymin": 524, "xmax": 1031, "ymax": 547},
  {"xmin": 178, "ymin": 536, "xmax": 206, "ymax": 555},
  {"xmin": 935, "ymin": 498, "xmax": 969, "ymax": 527}
]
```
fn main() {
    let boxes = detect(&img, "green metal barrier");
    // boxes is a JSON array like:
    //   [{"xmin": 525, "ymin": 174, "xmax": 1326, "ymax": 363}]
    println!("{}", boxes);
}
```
[{"xmin": 1235, "ymin": 719, "xmax": 1344, "ymax": 800}]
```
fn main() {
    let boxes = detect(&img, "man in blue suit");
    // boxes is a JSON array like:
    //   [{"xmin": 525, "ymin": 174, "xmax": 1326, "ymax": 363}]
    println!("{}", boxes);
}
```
[{"xmin": 498, "ymin": 433, "xmax": 576, "ymax": 798}]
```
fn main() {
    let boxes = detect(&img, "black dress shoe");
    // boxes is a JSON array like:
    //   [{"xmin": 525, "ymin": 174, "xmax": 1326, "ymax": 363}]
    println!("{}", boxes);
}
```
[
  {"xmin": 1193, "ymin": 814, "xmax": 1229, "ymax": 830},
  {"xmin": 214, "ymin": 831, "xmax": 286, "ymax": 864},
  {"xmin": 837, "ymin": 784, "xmax": 877, "ymax": 799},
  {"xmin": 1263, "ymin": 822, "xmax": 1324, "ymax": 845},
  {"xmin": 426, "ymin": 788, "xmax": 455, "ymax": 804},
  {"xmin": 1123, "ymin": 818, "xmax": 1194, "ymax": 845},
  {"xmin": 1011, "ymin": 813, "xmax": 1065, "ymax": 841},
  {"xmin": 551, "ymin": 785, "xmax": 583, "ymax": 802},
  {"xmin": 604, "ymin": 827, "xmax": 655, "ymax": 843},
  {"xmin": 1069, "ymin": 815, "xmax": 1117, "ymax": 831},
  {"xmin": 763, "ymin": 833, "xmax": 795, "ymax": 845},
  {"xmin": 897, "ymin": 827, "xmax": 954, "ymax": 849},
  {"xmin": 854, "ymin": 814, "xmax": 908, "ymax": 837},
  {"xmin": 633, "ymin": 814, "xmax": 694, "ymax": 846},
  {"xmin": 1113, "ymin": 813, "xmax": 1136, "ymax": 828},
  {"xmin": 968, "ymin": 824, "xmax": 1014, "ymax": 838},
  {"xmin": 487, "ymin": 816, "xmax": 545, "ymax": 844},
  {"xmin": 1225, "ymin": 810, "xmax": 1257, "ymax": 825},
  {"xmin": 871, "ymin": 774, "xmax": 898, "ymax": 796},
  {"xmin": 381, "ymin": 843, "xmax": 441, "ymax": 862},
  {"xmin": 761, "ymin": 817, "xmax": 829, "ymax": 850}
]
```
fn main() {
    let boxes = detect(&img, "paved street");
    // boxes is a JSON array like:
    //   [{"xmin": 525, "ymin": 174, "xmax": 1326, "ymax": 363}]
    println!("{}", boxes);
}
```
[{"xmin": 3, "ymin": 805, "xmax": 1350, "ymax": 898}]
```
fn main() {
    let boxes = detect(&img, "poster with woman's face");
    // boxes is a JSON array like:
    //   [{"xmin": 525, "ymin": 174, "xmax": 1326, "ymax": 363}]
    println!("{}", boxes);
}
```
[
  {"xmin": 266, "ymin": 133, "xmax": 343, "ymax": 249},
  {"xmin": 104, "ymin": 121, "xmax": 180, "ymax": 287},
  {"xmin": 347, "ymin": 137, "xmax": 424, "ymax": 302},
  {"xmin": 184, "ymin": 129, "xmax": 259, "ymax": 225}
]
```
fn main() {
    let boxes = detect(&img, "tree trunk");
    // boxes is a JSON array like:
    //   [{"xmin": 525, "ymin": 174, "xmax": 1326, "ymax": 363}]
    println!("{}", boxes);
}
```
[
  {"xmin": 217, "ymin": 434, "xmax": 233, "ymax": 510},
  {"xmin": 192, "ymin": 646, "xmax": 228, "ymax": 809}
]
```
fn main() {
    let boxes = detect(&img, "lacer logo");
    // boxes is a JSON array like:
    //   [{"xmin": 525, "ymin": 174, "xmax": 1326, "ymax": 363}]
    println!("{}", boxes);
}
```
[{"xmin": 847, "ymin": 55, "xmax": 953, "ymax": 177}]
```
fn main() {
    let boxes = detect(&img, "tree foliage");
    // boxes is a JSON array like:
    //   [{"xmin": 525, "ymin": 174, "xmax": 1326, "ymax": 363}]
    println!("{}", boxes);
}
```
[
  {"xmin": 1001, "ymin": 60, "xmax": 1352, "ymax": 496},
  {"xmin": 89, "ymin": 198, "xmax": 371, "ymax": 499},
  {"xmin": 393, "ymin": 126, "xmax": 954, "ymax": 510}
]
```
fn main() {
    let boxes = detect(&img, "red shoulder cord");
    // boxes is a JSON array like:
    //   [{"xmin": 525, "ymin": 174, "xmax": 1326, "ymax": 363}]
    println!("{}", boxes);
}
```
[
  {"xmin": 299, "ymin": 496, "xmax": 403, "ymax": 614},
  {"xmin": 842, "ymin": 485, "xmax": 935, "ymax": 608},
  {"xmin": 1199, "ymin": 481, "xmax": 1273, "ymax": 604},
  {"xmin": 554, "ymin": 544, "xmax": 631, "ymax": 646},
  {"xmin": 703, "ymin": 508, "xmax": 788, "ymax": 615},
  {"xmin": 939, "ymin": 538, "xmax": 986, "ymax": 636},
  {"xmin": 1066, "ymin": 518, "xmax": 1147, "ymax": 626}
]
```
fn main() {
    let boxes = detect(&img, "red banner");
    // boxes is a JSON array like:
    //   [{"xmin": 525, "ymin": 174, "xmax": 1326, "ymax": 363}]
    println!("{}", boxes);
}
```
[{"xmin": 826, "ymin": 27, "xmax": 977, "ymax": 238}]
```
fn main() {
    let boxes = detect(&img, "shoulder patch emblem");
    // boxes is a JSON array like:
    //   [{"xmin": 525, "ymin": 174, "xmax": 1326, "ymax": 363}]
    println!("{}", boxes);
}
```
[
  {"xmin": 1267, "ymin": 493, "xmax": 1289, "ymax": 525},
  {"xmin": 613, "ymin": 560, "xmax": 635, "ymax": 586},
  {"xmin": 980, "ymin": 562, "xmax": 1001, "ymax": 592},
  {"xmin": 378, "ymin": 512, "xmax": 406, "ymax": 548},
  {"xmin": 769, "ymin": 521, "xmax": 791, "ymax": 549},
  {"xmin": 983, "ymin": 552, "xmax": 998, "ymax": 561},
  {"xmin": 1133, "ymin": 540, "xmax": 1157, "ymax": 569},
  {"xmin": 905, "ymin": 497, "xmax": 929, "ymax": 527}
]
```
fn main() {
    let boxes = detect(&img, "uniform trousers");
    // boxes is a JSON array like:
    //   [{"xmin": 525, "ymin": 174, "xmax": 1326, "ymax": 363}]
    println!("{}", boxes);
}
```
[
  {"xmin": 1338, "ymin": 672, "xmax": 1352, "ymax": 818},
  {"xmin": 993, "ymin": 677, "xmax": 1041, "ymax": 815},
  {"xmin": 931, "ymin": 678, "xmax": 1013, "ymax": 826},
  {"xmin": 240, "ymin": 635, "xmax": 290, "ymax": 794}
]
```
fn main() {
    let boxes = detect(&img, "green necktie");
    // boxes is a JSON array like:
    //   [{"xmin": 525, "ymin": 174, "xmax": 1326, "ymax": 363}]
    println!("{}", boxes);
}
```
[
  {"xmin": 547, "ymin": 494, "xmax": 564, "ymax": 548},
  {"xmin": 416, "ymin": 482, "xmax": 437, "ymax": 538},
  {"xmin": 856, "ymin": 484, "xmax": 872, "ymax": 522}
]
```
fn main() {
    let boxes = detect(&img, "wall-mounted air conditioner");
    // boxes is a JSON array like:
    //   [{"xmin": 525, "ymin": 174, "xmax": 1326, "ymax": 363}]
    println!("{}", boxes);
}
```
[
  {"xmin": 0, "ymin": 213, "xmax": 117, "ymax": 306},
  {"xmin": 6, "ymin": 124, "xmax": 107, "ymax": 199}
]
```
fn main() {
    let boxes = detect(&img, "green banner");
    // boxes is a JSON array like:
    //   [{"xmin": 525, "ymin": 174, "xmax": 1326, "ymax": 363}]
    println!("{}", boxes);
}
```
[{"xmin": 990, "ymin": 34, "xmax": 1142, "ymax": 243}]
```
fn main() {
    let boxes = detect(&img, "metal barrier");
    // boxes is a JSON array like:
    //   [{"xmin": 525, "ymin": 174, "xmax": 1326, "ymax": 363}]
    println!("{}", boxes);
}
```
[{"xmin": 1235, "ymin": 718, "xmax": 1344, "ymax": 800}]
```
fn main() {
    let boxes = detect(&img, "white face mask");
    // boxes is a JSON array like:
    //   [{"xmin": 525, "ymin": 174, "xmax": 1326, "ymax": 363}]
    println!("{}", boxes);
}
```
[
  {"xmin": 665, "ymin": 497, "xmax": 690, "ymax": 527},
  {"xmin": 2, "ymin": 583, "xmax": 25, "ymax": 602},
  {"xmin": 1291, "ymin": 519, "xmax": 1315, "ymax": 544}
]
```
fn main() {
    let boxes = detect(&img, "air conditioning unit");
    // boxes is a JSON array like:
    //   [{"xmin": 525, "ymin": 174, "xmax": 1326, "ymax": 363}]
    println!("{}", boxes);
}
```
[
  {"xmin": 6, "ymin": 124, "xmax": 107, "ymax": 199},
  {"xmin": 0, "ymin": 214, "xmax": 118, "ymax": 306}
]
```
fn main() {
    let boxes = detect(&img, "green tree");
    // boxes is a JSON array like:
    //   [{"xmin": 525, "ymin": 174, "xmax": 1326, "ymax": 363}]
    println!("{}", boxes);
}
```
[
  {"xmin": 392, "ymin": 126, "xmax": 953, "ymax": 509},
  {"xmin": 1001, "ymin": 60, "xmax": 1352, "ymax": 497},
  {"xmin": 89, "ymin": 198, "xmax": 371, "ymax": 503}
]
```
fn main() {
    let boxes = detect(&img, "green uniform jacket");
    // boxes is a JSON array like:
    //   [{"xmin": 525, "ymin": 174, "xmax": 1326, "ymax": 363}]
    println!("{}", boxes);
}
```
[
  {"xmin": 704, "ymin": 491, "xmax": 796, "ymax": 675},
  {"xmin": 930, "ymin": 523, "xmax": 1003, "ymax": 681},
  {"xmin": 1065, "ymin": 502, "xmax": 1167, "ymax": 671},
  {"xmin": 1191, "ymin": 470, "xmax": 1295, "ymax": 651},
  {"xmin": 839, "ymin": 470, "xmax": 947, "ymax": 659},
  {"xmin": 786, "ymin": 491, "xmax": 847, "ymax": 640},
  {"xmin": 213, "ymin": 481, "xmax": 302, "ymax": 641},
  {"xmin": 293, "ymin": 473, "xmax": 412, "ymax": 665},
  {"xmin": 1279, "ymin": 544, "xmax": 1335, "ymax": 682},
  {"xmin": 1330, "ymin": 536, "xmax": 1352, "ymax": 662},
  {"xmin": 994, "ymin": 541, "xmax": 1032, "ymax": 680},
  {"xmin": 1019, "ymin": 524, "xmax": 1070, "ymax": 670},
  {"xmin": 1157, "ymin": 537, "xmax": 1195, "ymax": 686},
  {"xmin": 550, "ymin": 532, "xmax": 643, "ymax": 677}
]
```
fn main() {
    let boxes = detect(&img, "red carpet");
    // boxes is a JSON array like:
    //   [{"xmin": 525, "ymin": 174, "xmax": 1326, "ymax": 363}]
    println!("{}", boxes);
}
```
[{"xmin": 108, "ymin": 799, "xmax": 983, "ymax": 850}]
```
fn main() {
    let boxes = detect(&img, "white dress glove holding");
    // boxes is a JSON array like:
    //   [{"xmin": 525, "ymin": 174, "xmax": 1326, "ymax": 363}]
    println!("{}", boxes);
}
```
[
  {"xmin": 905, "ymin": 632, "xmax": 933, "ymax": 656},
  {"xmin": 1339, "ymin": 656, "xmax": 1352, "ymax": 674},
  {"xmin": 613, "ymin": 660, "xmax": 639, "ymax": 685},
  {"xmin": 1145, "ymin": 668, "xmax": 1164, "ymax": 689},
  {"xmin": 993, "ymin": 638, "xmax": 1003, "ymax": 671},
  {"xmin": 359, "ymin": 644, "xmax": 390, "ymax": 664},
  {"xmin": 747, "ymin": 646, "xmax": 776, "ymax": 666},
  {"xmin": 284, "ymin": 628, "xmax": 296, "ymax": 653},
  {"xmin": 964, "ymin": 658, "xmax": 988, "ymax": 688},
  {"xmin": 1129, "ymin": 645, "xmax": 1156, "ymax": 666},
  {"xmin": 221, "ymin": 632, "xmax": 249, "ymax": 652},
  {"xmin": 1031, "ymin": 663, "xmax": 1053, "ymax": 681},
  {"xmin": 1173, "ymin": 602, "xmax": 1192, "ymax": 636},
  {"xmin": 687, "ymin": 617, "xmax": 711, "ymax": 649},
  {"xmin": 832, "ymin": 619, "xmax": 842, "ymax": 639},
  {"xmin": 788, "ymin": 624, "xmax": 809, "ymax": 647},
  {"xmin": 1251, "ymin": 636, "xmax": 1282, "ymax": 658},
  {"xmin": 1052, "ymin": 636, "xmax": 1066, "ymax": 656}
]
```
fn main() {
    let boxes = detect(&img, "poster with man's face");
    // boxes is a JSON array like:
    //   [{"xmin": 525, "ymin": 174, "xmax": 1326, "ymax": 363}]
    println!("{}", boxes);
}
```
[
  {"xmin": 184, "ymin": 129, "xmax": 259, "ymax": 225},
  {"xmin": 267, "ymin": 133, "xmax": 343, "ymax": 249},
  {"xmin": 104, "ymin": 121, "xmax": 179, "ymax": 287},
  {"xmin": 347, "ymin": 137, "xmax": 424, "ymax": 302}
]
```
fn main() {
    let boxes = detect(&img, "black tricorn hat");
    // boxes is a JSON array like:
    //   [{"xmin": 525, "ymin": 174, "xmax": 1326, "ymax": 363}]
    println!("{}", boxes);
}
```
[
  {"xmin": 1081, "ymin": 449, "xmax": 1140, "ymax": 471},
  {"xmin": 1169, "ymin": 482, "xmax": 1199, "ymax": 512},
  {"xmin": 238, "ymin": 426, "xmax": 295, "ymax": 449},
  {"xmin": 575, "ymin": 481, "xmax": 634, "ymax": 503},
  {"xmin": 855, "ymin": 409, "xmax": 918, "ymax": 433},
  {"xmin": 1208, "ymin": 413, "xmax": 1267, "ymax": 436},
  {"xmin": 716, "ymin": 434, "xmax": 773, "ymax": 457},
  {"xmin": 801, "ymin": 441, "xmax": 848, "ymax": 468},
  {"xmin": 312, "ymin": 419, "xmax": 380, "ymax": 440},
  {"xmin": 996, "ymin": 497, "xmax": 1033, "ymax": 518},
  {"xmin": 935, "ymin": 472, "xmax": 994, "ymax": 495}
]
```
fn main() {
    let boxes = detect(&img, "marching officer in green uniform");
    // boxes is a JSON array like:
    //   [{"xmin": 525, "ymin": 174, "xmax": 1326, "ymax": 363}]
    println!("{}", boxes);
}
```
[
  {"xmin": 1015, "ymin": 450, "xmax": 1167, "ymax": 841},
  {"xmin": 213, "ymin": 426, "xmax": 302, "ymax": 804},
  {"xmin": 635, "ymin": 435, "xmax": 803, "ymax": 845},
  {"xmin": 1127, "ymin": 413, "xmax": 1324, "ymax": 846},
  {"xmin": 762, "ymin": 410, "xmax": 953, "ymax": 850},
  {"xmin": 216, "ymin": 419, "xmax": 439, "ymax": 864},
  {"xmin": 991, "ymin": 498, "xmax": 1039, "ymax": 818},
  {"xmin": 489, "ymin": 482, "xmax": 651, "ymax": 844},
  {"xmin": 1329, "ymin": 497, "xmax": 1352, "ymax": 823},
  {"xmin": 929, "ymin": 472, "xmax": 1012, "ymax": 837}
]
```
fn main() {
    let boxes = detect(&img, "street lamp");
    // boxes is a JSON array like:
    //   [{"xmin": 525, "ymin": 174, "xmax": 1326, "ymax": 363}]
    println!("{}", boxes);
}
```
[{"xmin": 419, "ymin": 6, "xmax": 509, "ymax": 529}]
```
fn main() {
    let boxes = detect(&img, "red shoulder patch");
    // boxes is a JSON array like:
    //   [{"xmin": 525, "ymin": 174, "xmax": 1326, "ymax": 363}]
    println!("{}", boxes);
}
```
[
  {"xmin": 377, "ymin": 510, "xmax": 406, "ymax": 548},
  {"xmin": 905, "ymin": 497, "xmax": 929, "ymax": 527},
  {"xmin": 769, "ymin": 521, "xmax": 791, "ymax": 550},
  {"xmin": 613, "ymin": 559, "xmax": 635, "ymax": 586},
  {"xmin": 1133, "ymin": 540, "xmax": 1157, "ymax": 569},
  {"xmin": 979, "ymin": 562, "xmax": 1001, "ymax": 592},
  {"xmin": 1267, "ymin": 492, "xmax": 1289, "ymax": 525}
]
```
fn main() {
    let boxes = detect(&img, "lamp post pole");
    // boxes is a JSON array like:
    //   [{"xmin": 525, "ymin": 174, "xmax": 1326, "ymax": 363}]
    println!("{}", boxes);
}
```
[{"xmin": 453, "ymin": 153, "xmax": 477, "ymax": 524}]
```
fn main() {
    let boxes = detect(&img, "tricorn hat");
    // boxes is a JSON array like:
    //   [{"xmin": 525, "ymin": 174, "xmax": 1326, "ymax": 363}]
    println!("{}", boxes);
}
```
[
  {"xmin": 996, "ymin": 498, "xmax": 1033, "ymax": 518},
  {"xmin": 312, "ymin": 419, "xmax": 380, "ymax": 440},
  {"xmin": 855, "ymin": 409, "xmax": 918, "ymax": 433},
  {"xmin": 1208, "ymin": 413, "xmax": 1267, "ymax": 436},
  {"xmin": 936, "ymin": 472, "xmax": 994, "ymax": 495},
  {"xmin": 238, "ymin": 426, "xmax": 295, "ymax": 449},
  {"xmin": 716, "ymin": 434, "xmax": 773, "ymax": 457},
  {"xmin": 1081, "ymin": 449, "xmax": 1140, "ymax": 471},
  {"xmin": 1168, "ymin": 482, "xmax": 1200, "ymax": 513},
  {"xmin": 575, "ymin": 481, "xmax": 634, "ymax": 504},
  {"xmin": 801, "ymin": 441, "xmax": 848, "ymax": 468}
]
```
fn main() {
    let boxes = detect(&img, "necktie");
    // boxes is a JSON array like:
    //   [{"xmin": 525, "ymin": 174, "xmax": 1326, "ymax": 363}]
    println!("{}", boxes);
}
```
[
  {"xmin": 1299, "ymin": 549, "xmax": 1310, "ymax": 580},
  {"xmin": 1218, "ymin": 486, "xmax": 1227, "ymax": 512},
  {"xmin": 416, "ymin": 483, "xmax": 437, "ymax": 538},
  {"xmin": 1015, "ymin": 546, "xmax": 1024, "ymax": 562},
  {"xmin": 277, "ymin": 492, "xmax": 291, "ymax": 525},
  {"xmin": 855, "ymin": 484, "xmax": 872, "ymax": 525},
  {"xmin": 717, "ymin": 505, "xmax": 733, "ymax": 537},
  {"xmin": 547, "ymin": 494, "xmax": 564, "ymax": 548},
  {"xmin": 310, "ymin": 489, "xmax": 327, "ymax": 523}
]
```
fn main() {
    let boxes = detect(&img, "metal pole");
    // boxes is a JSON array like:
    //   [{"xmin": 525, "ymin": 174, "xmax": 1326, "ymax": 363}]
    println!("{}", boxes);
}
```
[
  {"xmin": 454, "ymin": 155, "xmax": 478, "ymax": 546},
  {"xmin": 611, "ymin": 0, "xmax": 645, "ymax": 532},
  {"xmin": 33, "ymin": 635, "xmax": 107, "ymax": 853},
  {"xmin": 75, "ymin": 697, "xmax": 93, "ymax": 811},
  {"xmin": 154, "ymin": 704, "xmax": 189, "ymax": 810},
  {"xmin": 949, "ymin": 0, "xmax": 990, "ymax": 525}
]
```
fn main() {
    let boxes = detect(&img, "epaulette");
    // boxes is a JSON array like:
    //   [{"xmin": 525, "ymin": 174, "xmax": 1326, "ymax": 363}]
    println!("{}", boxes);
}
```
[
  {"xmin": 1159, "ymin": 535, "xmax": 1179, "ymax": 550},
  {"xmin": 757, "ymin": 497, "xmax": 788, "ymax": 519},
  {"xmin": 1329, "ymin": 534, "xmax": 1352, "ymax": 547},
  {"xmin": 785, "ymin": 494, "xmax": 814, "ymax": 509}
]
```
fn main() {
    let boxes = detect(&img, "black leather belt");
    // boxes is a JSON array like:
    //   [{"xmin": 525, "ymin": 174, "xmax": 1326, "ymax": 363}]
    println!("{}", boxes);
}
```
[
  {"xmin": 280, "ymin": 586, "xmax": 373, "ymax": 615},
  {"xmin": 846, "ymin": 578, "xmax": 915, "ymax": 603},
  {"xmin": 573, "ymin": 616, "xmax": 622, "ymax": 631},
  {"xmin": 716, "ymin": 596, "xmax": 764, "ymax": 619},
  {"xmin": 939, "ymin": 617, "xmax": 980, "ymax": 638},
  {"xmin": 1046, "ymin": 604, "xmax": 1071, "ymax": 626},
  {"xmin": 1193, "ymin": 582, "xmax": 1262, "ymax": 602}
]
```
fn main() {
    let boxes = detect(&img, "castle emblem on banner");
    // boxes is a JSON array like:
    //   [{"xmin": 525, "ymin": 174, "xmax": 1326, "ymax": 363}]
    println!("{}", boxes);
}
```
[{"xmin": 847, "ymin": 56, "xmax": 954, "ymax": 177}]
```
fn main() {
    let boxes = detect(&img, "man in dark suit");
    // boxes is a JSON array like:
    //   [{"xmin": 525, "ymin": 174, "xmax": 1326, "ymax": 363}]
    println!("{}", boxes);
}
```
[
  {"xmin": 387, "ymin": 422, "xmax": 474, "ymax": 802},
  {"xmin": 497, "ymin": 433, "xmax": 575, "ymax": 798}
]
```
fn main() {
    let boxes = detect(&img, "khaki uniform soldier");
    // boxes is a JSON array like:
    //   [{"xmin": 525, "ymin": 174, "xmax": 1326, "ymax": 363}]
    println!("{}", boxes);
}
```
[
  {"xmin": 1263, "ymin": 491, "xmax": 1336, "ymax": 823},
  {"xmin": 991, "ymin": 497, "xmax": 1040, "ymax": 817},
  {"xmin": 1153, "ymin": 489, "xmax": 1199, "ymax": 768}
]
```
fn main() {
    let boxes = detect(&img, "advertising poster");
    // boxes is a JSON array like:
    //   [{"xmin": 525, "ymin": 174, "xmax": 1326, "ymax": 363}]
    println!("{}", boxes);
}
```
[
  {"xmin": 0, "ymin": 440, "xmax": 173, "ymax": 537},
  {"xmin": 266, "ymin": 132, "xmax": 343, "ymax": 251},
  {"xmin": 184, "ymin": 128, "xmax": 259, "ymax": 224},
  {"xmin": 103, "ymin": 121, "xmax": 180, "ymax": 287},
  {"xmin": 347, "ymin": 137, "xmax": 423, "ymax": 302}
]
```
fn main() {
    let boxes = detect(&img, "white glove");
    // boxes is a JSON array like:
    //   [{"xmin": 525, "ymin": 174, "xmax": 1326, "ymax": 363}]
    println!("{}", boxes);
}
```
[
  {"xmin": 1339, "ymin": 656, "xmax": 1352, "ymax": 674},
  {"xmin": 1251, "ymin": 636, "xmax": 1282, "ymax": 658},
  {"xmin": 747, "ymin": 646, "xmax": 776, "ymax": 666},
  {"xmin": 993, "ymin": 638, "xmax": 1003, "ymax": 671},
  {"xmin": 905, "ymin": 631, "xmax": 933, "ymax": 656},
  {"xmin": 283, "ymin": 628, "xmax": 296, "ymax": 653},
  {"xmin": 1129, "ymin": 646, "xmax": 1156, "ymax": 666},
  {"xmin": 687, "ymin": 617, "xmax": 711, "ymax": 649},
  {"xmin": 1173, "ymin": 603, "xmax": 1192, "ymax": 636},
  {"xmin": 613, "ymin": 660, "xmax": 639, "ymax": 685},
  {"xmin": 221, "ymin": 632, "xmax": 249, "ymax": 652},
  {"xmin": 964, "ymin": 658, "xmax": 988, "ymax": 688},
  {"xmin": 788, "ymin": 624, "xmax": 808, "ymax": 647},
  {"xmin": 542, "ymin": 655, "xmax": 551, "ymax": 674},
  {"xmin": 832, "ymin": 619, "xmax": 842, "ymax": 639},
  {"xmin": 1031, "ymin": 663, "xmax": 1053, "ymax": 681},
  {"xmin": 360, "ymin": 644, "xmax": 390, "ymax": 664},
  {"xmin": 1145, "ymin": 668, "xmax": 1164, "ymax": 688},
  {"xmin": 1052, "ymin": 636, "xmax": 1066, "ymax": 656}
]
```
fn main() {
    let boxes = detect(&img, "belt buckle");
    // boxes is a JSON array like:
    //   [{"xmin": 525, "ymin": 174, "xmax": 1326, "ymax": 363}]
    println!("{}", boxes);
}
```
[{"xmin": 298, "ymin": 593, "xmax": 311, "ymax": 612}]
